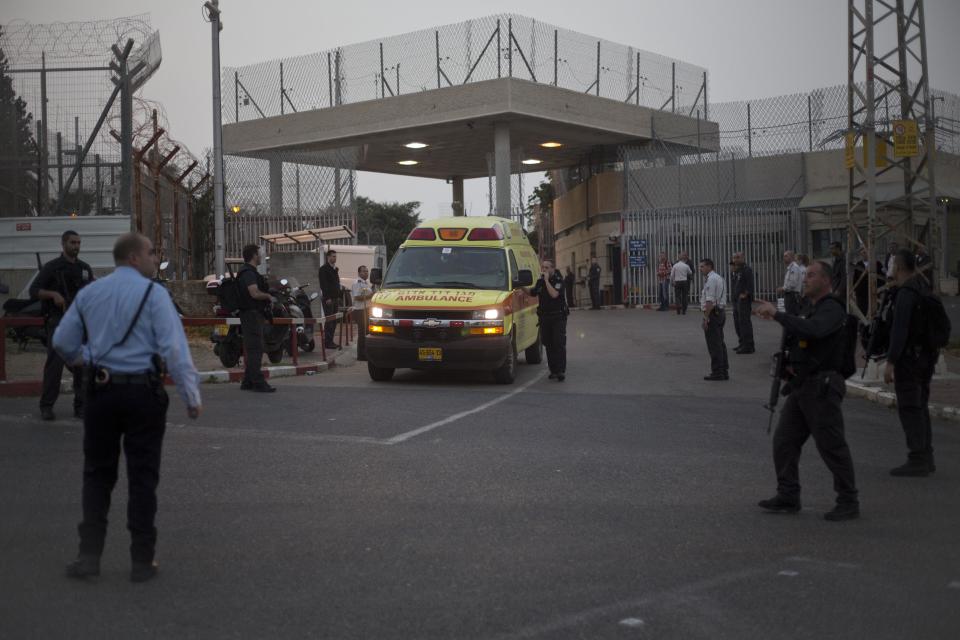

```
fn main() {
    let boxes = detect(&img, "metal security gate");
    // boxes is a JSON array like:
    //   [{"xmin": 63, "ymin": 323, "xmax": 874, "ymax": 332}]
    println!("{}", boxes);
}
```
[{"xmin": 621, "ymin": 201, "xmax": 803, "ymax": 306}]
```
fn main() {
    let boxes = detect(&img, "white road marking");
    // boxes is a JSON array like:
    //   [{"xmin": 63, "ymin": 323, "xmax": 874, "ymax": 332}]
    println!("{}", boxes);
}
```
[
  {"xmin": 619, "ymin": 617, "xmax": 645, "ymax": 628},
  {"xmin": 777, "ymin": 570, "xmax": 799, "ymax": 577},
  {"xmin": 382, "ymin": 371, "xmax": 546, "ymax": 445},
  {"xmin": 1, "ymin": 372, "xmax": 545, "ymax": 447},
  {"xmin": 948, "ymin": 580, "xmax": 960, "ymax": 590}
]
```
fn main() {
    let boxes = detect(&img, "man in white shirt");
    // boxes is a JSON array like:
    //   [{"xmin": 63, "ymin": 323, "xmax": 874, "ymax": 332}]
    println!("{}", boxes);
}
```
[
  {"xmin": 699, "ymin": 258, "xmax": 729, "ymax": 381},
  {"xmin": 777, "ymin": 250, "xmax": 804, "ymax": 315},
  {"xmin": 350, "ymin": 265, "xmax": 374, "ymax": 360},
  {"xmin": 670, "ymin": 253, "xmax": 693, "ymax": 315}
]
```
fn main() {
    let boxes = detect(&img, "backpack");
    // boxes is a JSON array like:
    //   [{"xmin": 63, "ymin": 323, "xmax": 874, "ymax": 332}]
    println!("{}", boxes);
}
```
[
  {"xmin": 917, "ymin": 291, "xmax": 951, "ymax": 351},
  {"xmin": 216, "ymin": 275, "xmax": 243, "ymax": 313}
]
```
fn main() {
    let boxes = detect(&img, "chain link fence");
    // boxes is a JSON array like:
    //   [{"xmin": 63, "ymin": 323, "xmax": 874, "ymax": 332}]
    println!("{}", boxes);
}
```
[
  {"xmin": 618, "ymin": 82, "xmax": 960, "ymax": 306},
  {"xmin": 1, "ymin": 16, "xmax": 213, "ymax": 279},
  {"xmin": 220, "ymin": 14, "xmax": 708, "ymax": 235}
]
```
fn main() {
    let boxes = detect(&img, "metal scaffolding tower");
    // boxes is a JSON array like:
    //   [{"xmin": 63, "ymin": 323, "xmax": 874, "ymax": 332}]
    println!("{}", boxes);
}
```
[{"xmin": 846, "ymin": 0, "xmax": 939, "ymax": 322}]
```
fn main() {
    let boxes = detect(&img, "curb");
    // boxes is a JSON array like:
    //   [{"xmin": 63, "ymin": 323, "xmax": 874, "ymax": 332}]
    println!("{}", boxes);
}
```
[
  {"xmin": 0, "ymin": 351, "xmax": 342, "ymax": 397},
  {"xmin": 846, "ymin": 379, "xmax": 960, "ymax": 423}
]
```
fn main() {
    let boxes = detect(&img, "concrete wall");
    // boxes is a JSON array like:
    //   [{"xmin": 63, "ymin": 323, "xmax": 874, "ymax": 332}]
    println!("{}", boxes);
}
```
[{"xmin": 554, "ymin": 172, "xmax": 623, "ymax": 233}]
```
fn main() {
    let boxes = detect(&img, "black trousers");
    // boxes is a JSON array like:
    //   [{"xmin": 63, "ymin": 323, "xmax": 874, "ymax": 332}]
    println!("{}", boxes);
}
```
[
  {"xmin": 324, "ymin": 300, "xmax": 339, "ymax": 345},
  {"xmin": 239, "ymin": 309, "xmax": 266, "ymax": 385},
  {"xmin": 565, "ymin": 287, "xmax": 575, "ymax": 310},
  {"xmin": 732, "ymin": 297, "xmax": 754, "ymax": 349},
  {"xmin": 78, "ymin": 383, "xmax": 168, "ymax": 563},
  {"xmin": 773, "ymin": 373, "xmax": 858, "ymax": 505},
  {"xmin": 40, "ymin": 317, "xmax": 83, "ymax": 411},
  {"xmin": 894, "ymin": 351, "xmax": 937, "ymax": 464},
  {"xmin": 540, "ymin": 314, "xmax": 567, "ymax": 375},
  {"xmin": 589, "ymin": 281, "xmax": 600, "ymax": 309},
  {"xmin": 674, "ymin": 282, "xmax": 690, "ymax": 314},
  {"xmin": 703, "ymin": 308, "xmax": 728, "ymax": 375},
  {"xmin": 784, "ymin": 291, "xmax": 802, "ymax": 316}
]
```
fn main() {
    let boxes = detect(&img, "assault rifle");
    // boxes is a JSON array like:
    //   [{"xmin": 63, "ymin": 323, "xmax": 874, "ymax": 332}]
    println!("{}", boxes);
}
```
[{"xmin": 765, "ymin": 327, "xmax": 789, "ymax": 435}]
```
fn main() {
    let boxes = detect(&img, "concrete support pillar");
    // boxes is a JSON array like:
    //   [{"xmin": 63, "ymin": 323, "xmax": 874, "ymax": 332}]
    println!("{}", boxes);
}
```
[
  {"xmin": 494, "ymin": 122, "xmax": 511, "ymax": 218},
  {"xmin": 451, "ymin": 177, "xmax": 465, "ymax": 216},
  {"xmin": 269, "ymin": 157, "xmax": 283, "ymax": 217}
]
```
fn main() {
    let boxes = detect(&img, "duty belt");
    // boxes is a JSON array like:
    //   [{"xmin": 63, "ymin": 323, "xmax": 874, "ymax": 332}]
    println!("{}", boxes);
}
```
[{"xmin": 106, "ymin": 372, "xmax": 154, "ymax": 385}]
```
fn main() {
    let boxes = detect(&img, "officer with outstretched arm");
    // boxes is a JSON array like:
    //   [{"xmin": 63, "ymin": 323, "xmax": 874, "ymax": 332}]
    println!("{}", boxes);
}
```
[
  {"xmin": 53, "ymin": 232, "xmax": 202, "ymax": 583},
  {"xmin": 753, "ymin": 260, "xmax": 860, "ymax": 521}
]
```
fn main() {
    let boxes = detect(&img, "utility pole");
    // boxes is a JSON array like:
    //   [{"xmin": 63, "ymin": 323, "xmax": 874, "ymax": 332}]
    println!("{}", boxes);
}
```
[
  {"xmin": 847, "ymin": 0, "xmax": 938, "ymax": 328},
  {"xmin": 205, "ymin": 0, "xmax": 226, "ymax": 276}
]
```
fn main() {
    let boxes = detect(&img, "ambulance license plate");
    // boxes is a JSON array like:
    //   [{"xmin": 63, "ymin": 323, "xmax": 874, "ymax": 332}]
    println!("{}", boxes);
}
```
[{"xmin": 418, "ymin": 347, "xmax": 442, "ymax": 362}]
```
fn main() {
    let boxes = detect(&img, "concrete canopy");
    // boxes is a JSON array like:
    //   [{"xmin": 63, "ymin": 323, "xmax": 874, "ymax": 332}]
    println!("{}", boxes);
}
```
[{"xmin": 222, "ymin": 77, "xmax": 719, "ymax": 180}]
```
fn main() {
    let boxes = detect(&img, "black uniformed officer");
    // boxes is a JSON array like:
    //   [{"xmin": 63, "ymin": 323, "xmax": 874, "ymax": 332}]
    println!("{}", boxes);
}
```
[
  {"xmin": 884, "ymin": 249, "xmax": 938, "ymax": 476},
  {"xmin": 530, "ymin": 259, "xmax": 568, "ymax": 381},
  {"xmin": 53, "ymin": 232, "xmax": 201, "ymax": 582},
  {"xmin": 588, "ymin": 257, "xmax": 602, "ymax": 310},
  {"xmin": 31, "ymin": 230, "xmax": 95, "ymax": 421},
  {"xmin": 237, "ymin": 244, "xmax": 276, "ymax": 392},
  {"xmin": 730, "ymin": 251, "xmax": 755, "ymax": 354},
  {"xmin": 754, "ymin": 260, "xmax": 860, "ymax": 521}
]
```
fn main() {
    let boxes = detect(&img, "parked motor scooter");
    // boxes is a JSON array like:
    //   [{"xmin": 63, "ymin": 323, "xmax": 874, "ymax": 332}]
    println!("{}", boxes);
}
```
[
  {"xmin": 206, "ymin": 274, "xmax": 243, "ymax": 368},
  {"xmin": 207, "ymin": 272, "xmax": 293, "ymax": 368},
  {"xmin": 2, "ymin": 257, "xmax": 47, "ymax": 350},
  {"xmin": 277, "ymin": 278, "xmax": 320, "ymax": 352}
]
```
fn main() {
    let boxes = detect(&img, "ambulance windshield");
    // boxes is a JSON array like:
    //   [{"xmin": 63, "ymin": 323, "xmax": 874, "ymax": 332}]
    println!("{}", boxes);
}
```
[{"xmin": 382, "ymin": 247, "xmax": 508, "ymax": 290}]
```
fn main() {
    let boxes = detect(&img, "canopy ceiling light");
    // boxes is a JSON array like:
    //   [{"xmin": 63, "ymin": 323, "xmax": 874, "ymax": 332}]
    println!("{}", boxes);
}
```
[
  {"xmin": 539, "ymin": 141, "xmax": 562, "ymax": 148},
  {"xmin": 521, "ymin": 159, "xmax": 542, "ymax": 165},
  {"xmin": 404, "ymin": 142, "xmax": 428, "ymax": 149},
  {"xmin": 397, "ymin": 160, "xmax": 419, "ymax": 166}
]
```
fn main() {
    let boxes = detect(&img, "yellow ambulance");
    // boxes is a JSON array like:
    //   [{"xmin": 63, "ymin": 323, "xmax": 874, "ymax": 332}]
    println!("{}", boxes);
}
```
[{"xmin": 365, "ymin": 216, "xmax": 543, "ymax": 384}]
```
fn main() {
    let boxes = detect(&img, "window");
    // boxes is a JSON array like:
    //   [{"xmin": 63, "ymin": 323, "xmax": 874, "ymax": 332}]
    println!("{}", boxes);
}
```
[
  {"xmin": 381, "ymin": 246, "xmax": 508, "ymax": 290},
  {"xmin": 508, "ymin": 249, "xmax": 519, "ymax": 281}
]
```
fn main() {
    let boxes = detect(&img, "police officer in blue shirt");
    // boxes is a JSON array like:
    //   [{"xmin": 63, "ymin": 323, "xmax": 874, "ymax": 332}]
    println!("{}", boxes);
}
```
[{"xmin": 53, "ymin": 232, "xmax": 202, "ymax": 583}]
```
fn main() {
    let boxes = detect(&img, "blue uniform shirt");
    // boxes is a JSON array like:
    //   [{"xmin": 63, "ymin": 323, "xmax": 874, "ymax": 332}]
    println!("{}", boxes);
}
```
[{"xmin": 53, "ymin": 266, "xmax": 201, "ymax": 408}]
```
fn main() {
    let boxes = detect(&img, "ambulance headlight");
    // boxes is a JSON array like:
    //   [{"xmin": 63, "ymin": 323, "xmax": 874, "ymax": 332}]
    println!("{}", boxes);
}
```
[
  {"xmin": 371, "ymin": 306, "xmax": 391, "ymax": 319},
  {"xmin": 473, "ymin": 309, "xmax": 500, "ymax": 320}
]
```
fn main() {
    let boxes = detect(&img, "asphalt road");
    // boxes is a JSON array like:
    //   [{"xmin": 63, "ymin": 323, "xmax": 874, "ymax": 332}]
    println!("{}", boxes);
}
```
[{"xmin": 1, "ymin": 309, "xmax": 958, "ymax": 639}]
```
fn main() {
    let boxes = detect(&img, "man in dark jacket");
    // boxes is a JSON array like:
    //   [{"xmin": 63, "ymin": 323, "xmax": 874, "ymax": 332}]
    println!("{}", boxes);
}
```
[
  {"xmin": 237, "ymin": 245, "xmax": 275, "ymax": 392},
  {"xmin": 318, "ymin": 249, "xmax": 342, "ymax": 349},
  {"xmin": 754, "ymin": 261, "xmax": 860, "ymax": 521},
  {"xmin": 588, "ymin": 257, "xmax": 602, "ymax": 310},
  {"xmin": 884, "ymin": 249, "xmax": 937, "ymax": 476},
  {"xmin": 730, "ymin": 251, "xmax": 755, "ymax": 354},
  {"xmin": 31, "ymin": 230, "xmax": 95, "ymax": 421}
]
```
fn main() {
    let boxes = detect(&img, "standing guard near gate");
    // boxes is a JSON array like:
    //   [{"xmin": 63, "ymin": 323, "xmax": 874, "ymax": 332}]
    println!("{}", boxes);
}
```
[
  {"xmin": 530, "ymin": 259, "xmax": 568, "ymax": 381},
  {"xmin": 31, "ymin": 230, "xmax": 95, "ymax": 421}
]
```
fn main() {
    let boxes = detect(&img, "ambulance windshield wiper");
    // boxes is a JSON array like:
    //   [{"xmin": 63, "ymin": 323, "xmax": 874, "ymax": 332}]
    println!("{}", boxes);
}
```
[
  {"xmin": 433, "ymin": 281, "xmax": 482, "ymax": 289},
  {"xmin": 384, "ymin": 280, "xmax": 423, "ymax": 288}
]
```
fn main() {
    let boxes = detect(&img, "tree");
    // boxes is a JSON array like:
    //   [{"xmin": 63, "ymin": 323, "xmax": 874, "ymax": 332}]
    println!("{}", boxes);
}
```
[
  {"xmin": 354, "ymin": 196, "xmax": 421, "ymax": 260},
  {"xmin": 0, "ymin": 29, "xmax": 39, "ymax": 217},
  {"xmin": 526, "ymin": 175, "xmax": 554, "ymax": 255}
]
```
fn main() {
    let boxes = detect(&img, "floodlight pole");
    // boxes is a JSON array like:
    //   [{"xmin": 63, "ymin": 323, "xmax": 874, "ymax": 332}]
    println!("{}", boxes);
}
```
[{"xmin": 206, "ymin": 0, "xmax": 226, "ymax": 276}]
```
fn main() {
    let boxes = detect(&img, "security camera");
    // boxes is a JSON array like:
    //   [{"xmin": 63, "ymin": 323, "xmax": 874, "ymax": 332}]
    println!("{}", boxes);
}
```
[{"xmin": 608, "ymin": 232, "xmax": 621, "ymax": 243}]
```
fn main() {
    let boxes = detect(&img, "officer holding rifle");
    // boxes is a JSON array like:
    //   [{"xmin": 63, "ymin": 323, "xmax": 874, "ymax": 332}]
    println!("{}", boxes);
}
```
[{"xmin": 753, "ymin": 260, "xmax": 860, "ymax": 522}]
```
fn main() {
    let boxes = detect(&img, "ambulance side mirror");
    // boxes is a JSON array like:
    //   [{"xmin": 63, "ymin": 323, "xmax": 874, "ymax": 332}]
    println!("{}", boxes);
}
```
[{"xmin": 514, "ymin": 269, "xmax": 534, "ymax": 288}]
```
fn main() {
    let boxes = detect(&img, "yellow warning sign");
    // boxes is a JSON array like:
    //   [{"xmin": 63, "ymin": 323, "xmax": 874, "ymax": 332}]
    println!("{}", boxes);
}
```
[
  {"xmin": 863, "ymin": 136, "xmax": 889, "ymax": 168},
  {"xmin": 893, "ymin": 119, "xmax": 919, "ymax": 157},
  {"xmin": 844, "ymin": 132, "xmax": 856, "ymax": 169}
]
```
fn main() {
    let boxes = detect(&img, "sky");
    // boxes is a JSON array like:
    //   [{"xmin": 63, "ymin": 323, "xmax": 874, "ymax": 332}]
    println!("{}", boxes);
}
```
[{"xmin": 4, "ymin": 0, "xmax": 959, "ymax": 220}]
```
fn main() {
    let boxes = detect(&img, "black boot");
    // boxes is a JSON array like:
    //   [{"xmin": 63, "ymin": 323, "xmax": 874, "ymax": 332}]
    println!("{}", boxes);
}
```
[
  {"xmin": 758, "ymin": 495, "xmax": 801, "ymax": 513},
  {"xmin": 824, "ymin": 502, "xmax": 860, "ymax": 521}
]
